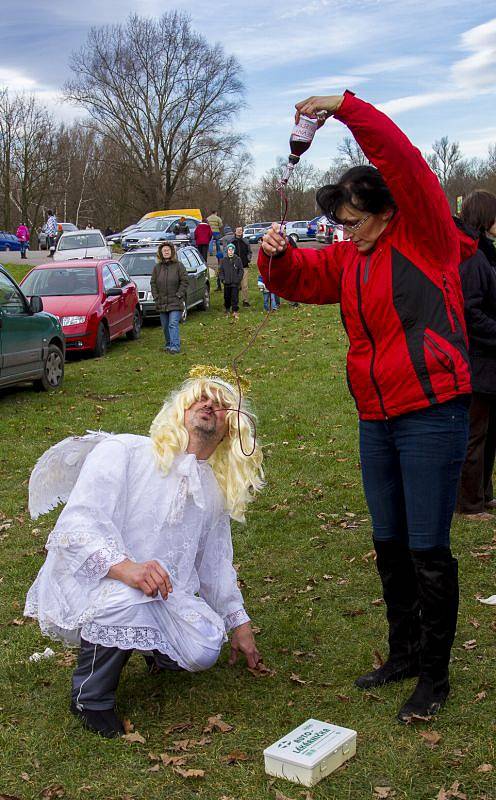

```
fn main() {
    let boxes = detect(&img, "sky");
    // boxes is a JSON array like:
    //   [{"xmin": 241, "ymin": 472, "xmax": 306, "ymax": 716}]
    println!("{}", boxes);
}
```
[{"xmin": 1, "ymin": 0, "xmax": 495, "ymax": 180}]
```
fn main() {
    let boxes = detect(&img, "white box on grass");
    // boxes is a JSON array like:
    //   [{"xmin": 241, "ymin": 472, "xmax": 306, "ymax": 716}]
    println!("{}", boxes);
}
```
[{"xmin": 263, "ymin": 718, "xmax": 357, "ymax": 787}]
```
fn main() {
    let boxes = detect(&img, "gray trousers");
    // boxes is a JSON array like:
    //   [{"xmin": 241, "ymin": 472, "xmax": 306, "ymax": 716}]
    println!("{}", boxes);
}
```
[{"xmin": 72, "ymin": 639, "xmax": 181, "ymax": 710}]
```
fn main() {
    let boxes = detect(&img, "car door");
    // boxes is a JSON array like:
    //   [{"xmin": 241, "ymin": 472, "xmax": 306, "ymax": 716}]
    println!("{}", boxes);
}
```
[
  {"xmin": 0, "ymin": 270, "xmax": 45, "ymax": 385},
  {"xmin": 189, "ymin": 249, "xmax": 207, "ymax": 299},
  {"xmin": 109, "ymin": 263, "xmax": 135, "ymax": 332},
  {"xmin": 179, "ymin": 250, "xmax": 199, "ymax": 306},
  {"xmin": 101, "ymin": 264, "xmax": 121, "ymax": 339}
]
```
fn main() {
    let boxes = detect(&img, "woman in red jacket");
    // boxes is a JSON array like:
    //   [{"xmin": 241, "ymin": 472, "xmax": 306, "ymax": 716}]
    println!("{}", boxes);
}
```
[{"xmin": 259, "ymin": 92, "xmax": 471, "ymax": 723}]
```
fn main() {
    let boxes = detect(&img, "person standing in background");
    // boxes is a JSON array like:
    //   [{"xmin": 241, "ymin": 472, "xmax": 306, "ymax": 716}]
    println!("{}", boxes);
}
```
[
  {"xmin": 220, "ymin": 243, "xmax": 243, "ymax": 319},
  {"xmin": 16, "ymin": 222, "xmax": 30, "ymax": 259},
  {"xmin": 456, "ymin": 190, "xmax": 496, "ymax": 519},
  {"xmin": 194, "ymin": 218, "xmax": 213, "ymax": 262},
  {"xmin": 207, "ymin": 210, "xmax": 223, "ymax": 257},
  {"xmin": 45, "ymin": 210, "xmax": 58, "ymax": 257},
  {"xmin": 150, "ymin": 243, "xmax": 188, "ymax": 354},
  {"xmin": 232, "ymin": 227, "xmax": 252, "ymax": 307}
]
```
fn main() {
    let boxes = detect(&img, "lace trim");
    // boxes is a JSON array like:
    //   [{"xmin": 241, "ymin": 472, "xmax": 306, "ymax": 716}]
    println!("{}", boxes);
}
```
[
  {"xmin": 224, "ymin": 608, "xmax": 250, "ymax": 632},
  {"xmin": 77, "ymin": 548, "xmax": 126, "ymax": 581},
  {"xmin": 167, "ymin": 476, "xmax": 188, "ymax": 524},
  {"xmin": 81, "ymin": 621, "xmax": 183, "ymax": 664}
]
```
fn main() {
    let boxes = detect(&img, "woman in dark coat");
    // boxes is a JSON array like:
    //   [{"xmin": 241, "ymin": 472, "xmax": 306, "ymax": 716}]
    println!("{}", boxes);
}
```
[
  {"xmin": 150, "ymin": 243, "xmax": 188, "ymax": 354},
  {"xmin": 456, "ymin": 190, "xmax": 496, "ymax": 518}
]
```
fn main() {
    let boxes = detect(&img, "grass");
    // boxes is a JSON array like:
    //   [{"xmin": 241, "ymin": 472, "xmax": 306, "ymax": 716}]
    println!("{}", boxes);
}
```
[{"xmin": 0, "ymin": 260, "xmax": 495, "ymax": 800}]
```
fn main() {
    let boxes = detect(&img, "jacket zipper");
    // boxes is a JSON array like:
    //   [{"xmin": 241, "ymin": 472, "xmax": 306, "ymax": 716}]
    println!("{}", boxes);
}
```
[
  {"xmin": 424, "ymin": 331, "xmax": 459, "ymax": 391},
  {"xmin": 355, "ymin": 258, "xmax": 388, "ymax": 418},
  {"xmin": 442, "ymin": 274, "xmax": 456, "ymax": 333}
]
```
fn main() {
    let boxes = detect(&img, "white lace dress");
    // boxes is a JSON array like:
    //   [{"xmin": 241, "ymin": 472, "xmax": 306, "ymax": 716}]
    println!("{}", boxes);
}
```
[{"xmin": 24, "ymin": 434, "xmax": 250, "ymax": 671}]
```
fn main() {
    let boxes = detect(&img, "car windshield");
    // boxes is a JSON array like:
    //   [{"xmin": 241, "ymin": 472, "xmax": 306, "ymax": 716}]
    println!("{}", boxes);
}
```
[
  {"xmin": 119, "ymin": 253, "xmax": 155, "ymax": 276},
  {"xmin": 140, "ymin": 218, "xmax": 175, "ymax": 233},
  {"xmin": 22, "ymin": 268, "xmax": 98, "ymax": 296},
  {"xmin": 58, "ymin": 233, "xmax": 103, "ymax": 250}
]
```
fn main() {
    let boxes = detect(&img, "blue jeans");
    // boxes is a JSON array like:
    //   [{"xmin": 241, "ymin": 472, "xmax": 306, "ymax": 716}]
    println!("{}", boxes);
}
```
[
  {"xmin": 359, "ymin": 398, "xmax": 469, "ymax": 550},
  {"xmin": 263, "ymin": 292, "xmax": 280, "ymax": 311},
  {"xmin": 159, "ymin": 310, "xmax": 181, "ymax": 352},
  {"xmin": 209, "ymin": 232, "xmax": 221, "ymax": 256}
]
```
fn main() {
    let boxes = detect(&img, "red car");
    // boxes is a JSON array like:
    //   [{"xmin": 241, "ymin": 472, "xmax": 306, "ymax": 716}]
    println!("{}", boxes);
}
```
[{"xmin": 20, "ymin": 259, "xmax": 142, "ymax": 357}]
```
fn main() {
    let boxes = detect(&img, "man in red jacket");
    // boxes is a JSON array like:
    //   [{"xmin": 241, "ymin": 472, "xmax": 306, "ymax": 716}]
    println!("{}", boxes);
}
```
[
  {"xmin": 194, "ymin": 218, "xmax": 213, "ymax": 262},
  {"xmin": 259, "ymin": 92, "xmax": 471, "ymax": 724}
]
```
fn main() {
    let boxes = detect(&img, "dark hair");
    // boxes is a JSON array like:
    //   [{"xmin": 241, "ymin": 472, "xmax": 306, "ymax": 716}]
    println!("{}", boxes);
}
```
[
  {"xmin": 316, "ymin": 166, "xmax": 396, "ymax": 222},
  {"xmin": 47, "ymin": 209, "xmax": 53, "ymax": 216},
  {"xmin": 461, "ymin": 190, "xmax": 496, "ymax": 233},
  {"xmin": 157, "ymin": 242, "xmax": 176, "ymax": 262}
]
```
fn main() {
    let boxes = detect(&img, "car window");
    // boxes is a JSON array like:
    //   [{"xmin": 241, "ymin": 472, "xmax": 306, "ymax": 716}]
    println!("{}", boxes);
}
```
[
  {"xmin": 21, "ymin": 267, "xmax": 98, "ymax": 296},
  {"xmin": 119, "ymin": 253, "xmax": 155, "ymax": 276},
  {"xmin": 189, "ymin": 249, "xmax": 203, "ymax": 267},
  {"xmin": 144, "ymin": 218, "xmax": 177, "ymax": 232},
  {"xmin": 185, "ymin": 219, "xmax": 197, "ymax": 231},
  {"xmin": 0, "ymin": 272, "xmax": 27, "ymax": 315},
  {"xmin": 102, "ymin": 265, "xmax": 117, "ymax": 291},
  {"xmin": 109, "ymin": 264, "xmax": 129, "ymax": 287},
  {"xmin": 58, "ymin": 232, "xmax": 104, "ymax": 250},
  {"xmin": 179, "ymin": 250, "xmax": 197, "ymax": 272}
]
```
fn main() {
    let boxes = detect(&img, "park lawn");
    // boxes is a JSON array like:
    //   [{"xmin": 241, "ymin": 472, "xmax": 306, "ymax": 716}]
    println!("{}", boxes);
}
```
[{"xmin": 0, "ymin": 261, "xmax": 495, "ymax": 800}]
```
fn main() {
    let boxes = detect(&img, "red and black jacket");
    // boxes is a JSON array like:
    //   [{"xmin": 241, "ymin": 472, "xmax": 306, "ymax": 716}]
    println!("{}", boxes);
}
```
[{"xmin": 258, "ymin": 92, "xmax": 472, "ymax": 420}]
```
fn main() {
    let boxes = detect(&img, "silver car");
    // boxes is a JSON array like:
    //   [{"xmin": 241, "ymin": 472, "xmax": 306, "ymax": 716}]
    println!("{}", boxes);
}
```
[
  {"xmin": 122, "ymin": 216, "xmax": 199, "ymax": 250},
  {"xmin": 38, "ymin": 222, "xmax": 78, "ymax": 250},
  {"xmin": 119, "ymin": 245, "xmax": 210, "ymax": 321}
]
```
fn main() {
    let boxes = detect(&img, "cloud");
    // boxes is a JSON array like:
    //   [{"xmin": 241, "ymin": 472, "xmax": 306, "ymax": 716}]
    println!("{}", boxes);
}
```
[
  {"xmin": 0, "ymin": 67, "xmax": 37, "ymax": 92},
  {"xmin": 452, "ymin": 17, "xmax": 496, "ymax": 89},
  {"xmin": 377, "ymin": 90, "xmax": 463, "ymax": 115}
]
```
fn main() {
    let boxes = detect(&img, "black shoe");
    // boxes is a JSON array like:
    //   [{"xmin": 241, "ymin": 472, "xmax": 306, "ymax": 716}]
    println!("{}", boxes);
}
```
[
  {"xmin": 70, "ymin": 701, "xmax": 124, "ymax": 738},
  {"xmin": 243, "ymin": 301, "xmax": 250, "ymax": 307},
  {"xmin": 397, "ymin": 676, "xmax": 450, "ymax": 723},
  {"xmin": 355, "ymin": 658, "xmax": 419, "ymax": 689}
]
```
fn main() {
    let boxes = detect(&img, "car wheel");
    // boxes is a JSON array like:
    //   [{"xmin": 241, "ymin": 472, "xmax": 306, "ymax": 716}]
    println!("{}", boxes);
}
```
[
  {"xmin": 126, "ymin": 307, "xmax": 142, "ymax": 340},
  {"xmin": 94, "ymin": 322, "xmax": 109, "ymax": 357},
  {"xmin": 289, "ymin": 234, "xmax": 299, "ymax": 243},
  {"xmin": 181, "ymin": 300, "xmax": 188, "ymax": 323},
  {"xmin": 200, "ymin": 284, "xmax": 210, "ymax": 311},
  {"xmin": 34, "ymin": 344, "xmax": 64, "ymax": 391}
]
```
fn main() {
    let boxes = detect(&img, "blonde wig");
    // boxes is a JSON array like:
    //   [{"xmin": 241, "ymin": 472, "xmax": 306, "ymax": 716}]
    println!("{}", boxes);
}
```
[{"xmin": 150, "ymin": 377, "xmax": 264, "ymax": 522}]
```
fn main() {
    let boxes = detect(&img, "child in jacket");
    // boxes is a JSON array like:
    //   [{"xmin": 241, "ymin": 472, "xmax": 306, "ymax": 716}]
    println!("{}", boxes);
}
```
[{"xmin": 219, "ymin": 243, "xmax": 244, "ymax": 318}]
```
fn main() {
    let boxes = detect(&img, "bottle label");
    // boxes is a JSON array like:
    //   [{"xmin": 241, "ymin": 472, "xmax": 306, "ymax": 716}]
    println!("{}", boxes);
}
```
[{"xmin": 291, "ymin": 117, "xmax": 318, "ymax": 143}]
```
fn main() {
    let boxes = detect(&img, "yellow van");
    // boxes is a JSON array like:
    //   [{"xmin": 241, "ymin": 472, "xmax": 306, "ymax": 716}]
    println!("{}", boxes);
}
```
[{"xmin": 141, "ymin": 208, "xmax": 202, "ymax": 222}]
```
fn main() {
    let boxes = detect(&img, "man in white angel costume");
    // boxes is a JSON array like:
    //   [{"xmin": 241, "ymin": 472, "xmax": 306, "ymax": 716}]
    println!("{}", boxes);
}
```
[{"xmin": 25, "ymin": 366, "xmax": 264, "ymax": 738}]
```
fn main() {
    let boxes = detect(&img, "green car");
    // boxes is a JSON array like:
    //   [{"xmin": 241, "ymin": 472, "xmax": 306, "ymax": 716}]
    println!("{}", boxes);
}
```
[{"xmin": 0, "ymin": 265, "xmax": 65, "ymax": 391}]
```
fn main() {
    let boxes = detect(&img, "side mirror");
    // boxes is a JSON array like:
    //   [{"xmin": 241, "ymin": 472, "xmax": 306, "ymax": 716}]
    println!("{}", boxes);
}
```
[
  {"xmin": 30, "ymin": 296, "xmax": 43, "ymax": 313},
  {"xmin": 106, "ymin": 287, "xmax": 123, "ymax": 297}
]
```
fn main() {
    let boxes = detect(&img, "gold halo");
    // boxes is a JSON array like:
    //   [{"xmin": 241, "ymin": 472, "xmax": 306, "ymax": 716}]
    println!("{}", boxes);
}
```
[{"xmin": 188, "ymin": 364, "xmax": 250, "ymax": 395}]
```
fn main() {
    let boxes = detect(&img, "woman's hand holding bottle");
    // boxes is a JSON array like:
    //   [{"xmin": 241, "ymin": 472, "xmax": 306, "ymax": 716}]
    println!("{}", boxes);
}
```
[
  {"xmin": 261, "ymin": 223, "xmax": 289, "ymax": 257},
  {"xmin": 295, "ymin": 94, "xmax": 344, "ymax": 124}
]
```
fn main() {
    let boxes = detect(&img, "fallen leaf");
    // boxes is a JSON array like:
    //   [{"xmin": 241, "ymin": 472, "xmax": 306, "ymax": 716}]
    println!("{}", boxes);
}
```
[
  {"xmin": 122, "ymin": 718, "xmax": 134, "ymax": 734},
  {"xmin": 0, "ymin": 795, "xmax": 23, "ymax": 799},
  {"xmin": 12, "ymin": 618, "xmax": 25, "ymax": 626},
  {"xmin": 221, "ymin": 749, "xmax": 250, "ymax": 764},
  {"xmin": 477, "ymin": 764, "xmax": 493, "ymax": 773},
  {"xmin": 20, "ymin": 774, "xmax": 30, "ymax": 782},
  {"xmin": 275, "ymin": 791, "xmax": 296, "ymax": 800},
  {"xmin": 373, "ymin": 650, "xmax": 384, "ymax": 669},
  {"xmin": 56, "ymin": 651, "xmax": 77, "ymax": 667},
  {"xmin": 203, "ymin": 714, "xmax": 233, "ymax": 734},
  {"xmin": 373, "ymin": 788, "xmax": 395, "ymax": 799},
  {"xmin": 40, "ymin": 788, "xmax": 65, "ymax": 799},
  {"xmin": 148, "ymin": 763, "xmax": 160, "ymax": 772},
  {"xmin": 364, "ymin": 692, "xmax": 383, "ymax": 702},
  {"xmin": 462, "ymin": 639, "xmax": 477, "ymax": 650},
  {"xmin": 419, "ymin": 730, "xmax": 442, "ymax": 748},
  {"xmin": 474, "ymin": 690, "xmax": 487, "ymax": 702},
  {"xmin": 163, "ymin": 721, "xmax": 193, "ymax": 735},
  {"xmin": 468, "ymin": 618, "xmax": 480, "ymax": 629},
  {"xmin": 336, "ymin": 694, "xmax": 351, "ymax": 703},
  {"xmin": 122, "ymin": 731, "xmax": 146, "ymax": 744},
  {"xmin": 160, "ymin": 754, "xmax": 192, "ymax": 766},
  {"xmin": 342, "ymin": 608, "xmax": 365, "ymax": 617},
  {"xmin": 290, "ymin": 673, "xmax": 307, "ymax": 685},
  {"xmin": 371, "ymin": 598, "xmax": 385, "ymax": 606},
  {"xmin": 168, "ymin": 739, "xmax": 193, "ymax": 752},
  {"xmin": 436, "ymin": 781, "xmax": 467, "ymax": 799},
  {"xmin": 173, "ymin": 767, "xmax": 205, "ymax": 778},
  {"xmin": 248, "ymin": 663, "xmax": 276, "ymax": 678}
]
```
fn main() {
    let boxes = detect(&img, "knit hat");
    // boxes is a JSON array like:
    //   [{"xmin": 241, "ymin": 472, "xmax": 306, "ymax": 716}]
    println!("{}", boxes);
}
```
[{"xmin": 227, "ymin": 243, "xmax": 235, "ymax": 253}]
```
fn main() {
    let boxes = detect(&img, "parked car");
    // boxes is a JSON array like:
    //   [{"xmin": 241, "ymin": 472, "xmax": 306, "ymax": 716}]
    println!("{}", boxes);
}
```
[
  {"xmin": 0, "ymin": 232, "xmax": 22, "ymax": 253},
  {"xmin": 106, "ymin": 220, "xmax": 154, "ymax": 246},
  {"xmin": 0, "ymin": 264, "xmax": 65, "ymax": 390},
  {"xmin": 122, "ymin": 216, "xmax": 200, "ymax": 250},
  {"xmin": 20, "ymin": 259, "xmax": 141, "ymax": 357},
  {"xmin": 38, "ymin": 222, "xmax": 78, "ymax": 250},
  {"xmin": 306, "ymin": 216, "xmax": 321, "ymax": 238},
  {"xmin": 316, "ymin": 217, "xmax": 348, "ymax": 244},
  {"xmin": 53, "ymin": 230, "xmax": 112, "ymax": 261},
  {"xmin": 242, "ymin": 226, "xmax": 269, "ymax": 244},
  {"xmin": 285, "ymin": 220, "xmax": 312, "ymax": 242},
  {"xmin": 119, "ymin": 245, "xmax": 209, "ymax": 322}
]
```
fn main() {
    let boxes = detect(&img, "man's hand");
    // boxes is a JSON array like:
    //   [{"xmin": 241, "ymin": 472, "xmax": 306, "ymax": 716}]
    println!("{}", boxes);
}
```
[
  {"xmin": 295, "ymin": 94, "xmax": 344, "ymax": 124},
  {"xmin": 229, "ymin": 622, "xmax": 262, "ymax": 669},
  {"xmin": 108, "ymin": 559, "xmax": 173, "ymax": 599},
  {"xmin": 261, "ymin": 222, "xmax": 288, "ymax": 258}
]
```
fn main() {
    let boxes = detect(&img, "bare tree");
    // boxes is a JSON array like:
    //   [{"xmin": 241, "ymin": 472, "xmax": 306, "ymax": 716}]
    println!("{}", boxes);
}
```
[
  {"xmin": 337, "ymin": 136, "xmax": 368, "ymax": 167},
  {"xmin": 65, "ymin": 12, "xmax": 246, "ymax": 210},
  {"xmin": 427, "ymin": 136, "xmax": 463, "ymax": 190},
  {"xmin": 0, "ymin": 90, "xmax": 23, "ymax": 229},
  {"xmin": 251, "ymin": 159, "xmax": 325, "ymax": 221}
]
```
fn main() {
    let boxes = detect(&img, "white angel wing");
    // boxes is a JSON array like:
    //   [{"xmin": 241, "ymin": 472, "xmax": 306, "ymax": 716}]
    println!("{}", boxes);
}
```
[
  {"xmin": 28, "ymin": 430, "xmax": 113, "ymax": 519},
  {"xmin": 479, "ymin": 595, "xmax": 496, "ymax": 605}
]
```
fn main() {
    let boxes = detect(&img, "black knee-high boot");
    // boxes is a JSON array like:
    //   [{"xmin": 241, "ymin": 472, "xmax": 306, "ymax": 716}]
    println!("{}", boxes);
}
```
[
  {"xmin": 70, "ymin": 638, "xmax": 132, "ymax": 737},
  {"xmin": 397, "ymin": 548, "xmax": 459, "ymax": 722},
  {"xmin": 355, "ymin": 539, "xmax": 420, "ymax": 689}
]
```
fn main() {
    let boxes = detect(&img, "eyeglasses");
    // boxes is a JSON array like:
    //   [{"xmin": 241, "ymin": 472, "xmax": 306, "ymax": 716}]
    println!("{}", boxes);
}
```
[{"xmin": 332, "ymin": 214, "xmax": 372, "ymax": 233}]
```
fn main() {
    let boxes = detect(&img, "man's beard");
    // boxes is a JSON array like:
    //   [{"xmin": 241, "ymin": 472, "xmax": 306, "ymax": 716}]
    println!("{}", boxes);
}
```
[{"xmin": 193, "ymin": 418, "xmax": 218, "ymax": 439}]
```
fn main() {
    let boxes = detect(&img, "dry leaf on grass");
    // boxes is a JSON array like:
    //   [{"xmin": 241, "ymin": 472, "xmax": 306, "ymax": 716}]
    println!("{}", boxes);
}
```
[
  {"xmin": 437, "ymin": 781, "xmax": 467, "ymax": 799},
  {"xmin": 122, "ymin": 718, "xmax": 134, "ymax": 734},
  {"xmin": 373, "ymin": 788, "xmax": 395, "ymax": 799},
  {"xmin": 163, "ymin": 721, "xmax": 193, "ymax": 735},
  {"xmin": 474, "ymin": 690, "xmax": 487, "ymax": 702},
  {"xmin": 274, "ymin": 791, "xmax": 296, "ymax": 800},
  {"xmin": 248, "ymin": 663, "xmax": 276, "ymax": 678},
  {"xmin": 20, "ymin": 773, "xmax": 30, "ymax": 782},
  {"xmin": 221, "ymin": 749, "xmax": 250, "ymax": 764},
  {"xmin": 364, "ymin": 692, "xmax": 383, "ymax": 702},
  {"xmin": 477, "ymin": 764, "xmax": 493, "ymax": 773},
  {"xmin": 56, "ymin": 651, "xmax": 77, "ymax": 667},
  {"xmin": 419, "ymin": 730, "xmax": 442, "ymax": 748},
  {"xmin": 160, "ymin": 754, "xmax": 192, "ymax": 766},
  {"xmin": 40, "ymin": 788, "xmax": 65, "ymax": 799},
  {"xmin": 342, "ymin": 608, "xmax": 365, "ymax": 617},
  {"xmin": 148, "ymin": 763, "xmax": 160, "ymax": 773},
  {"xmin": 0, "ymin": 795, "xmax": 23, "ymax": 800},
  {"xmin": 468, "ymin": 618, "xmax": 480, "ymax": 629},
  {"xmin": 173, "ymin": 766, "xmax": 205, "ymax": 778},
  {"xmin": 121, "ymin": 731, "xmax": 146, "ymax": 744},
  {"xmin": 290, "ymin": 673, "xmax": 308, "ymax": 685},
  {"xmin": 371, "ymin": 598, "xmax": 384, "ymax": 606},
  {"xmin": 462, "ymin": 639, "xmax": 477, "ymax": 650},
  {"xmin": 203, "ymin": 714, "xmax": 233, "ymax": 734},
  {"xmin": 336, "ymin": 694, "xmax": 351, "ymax": 703},
  {"xmin": 373, "ymin": 650, "xmax": 384, "ymax": 669}
]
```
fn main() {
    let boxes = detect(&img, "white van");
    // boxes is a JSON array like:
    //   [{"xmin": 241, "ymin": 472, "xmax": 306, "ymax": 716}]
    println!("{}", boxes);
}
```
[{"xmin": 53, "ymin": 230, "xmax": 112, "ymax": 261}]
